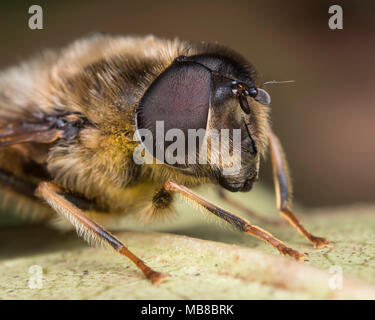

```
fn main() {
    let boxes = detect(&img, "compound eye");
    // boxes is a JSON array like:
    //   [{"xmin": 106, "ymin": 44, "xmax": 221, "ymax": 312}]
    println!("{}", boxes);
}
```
[{"xmin": 136, "ymin": 60, "xmax": 212, "ymax": 164}]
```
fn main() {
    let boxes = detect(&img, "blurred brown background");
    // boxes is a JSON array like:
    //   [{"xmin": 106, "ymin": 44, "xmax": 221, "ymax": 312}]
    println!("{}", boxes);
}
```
[{"xmin": 0, "ymin": 0, "xmax": 373, "ymax": 207}]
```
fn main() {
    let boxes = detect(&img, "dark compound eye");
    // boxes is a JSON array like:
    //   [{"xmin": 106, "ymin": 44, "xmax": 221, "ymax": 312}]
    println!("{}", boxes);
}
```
[{"xmin": 136, "ymin": 60, "xmax": 211, "ymax": 164}]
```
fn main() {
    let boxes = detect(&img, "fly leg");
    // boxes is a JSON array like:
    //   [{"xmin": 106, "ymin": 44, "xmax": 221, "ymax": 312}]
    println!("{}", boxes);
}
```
[
  {"xmin": 267, "ymin": 128, "xmax": 332, "ymax": 248},
  {"xmin": 36, "ymin": 181, "xmax": 168, "ymax": 285},
  {"xmin": 216, "ymin": 188, "xmax": 285, "ymax": 225},
  {"xmin": 164, "ymin": 179, "xmax": 306, "ymax": 261}
]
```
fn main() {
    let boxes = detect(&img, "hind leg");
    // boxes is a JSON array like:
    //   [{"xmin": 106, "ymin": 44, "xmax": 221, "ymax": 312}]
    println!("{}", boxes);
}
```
[{"xmin": 36, "ymin": 181, "xmax": 168, "ymax": 285}]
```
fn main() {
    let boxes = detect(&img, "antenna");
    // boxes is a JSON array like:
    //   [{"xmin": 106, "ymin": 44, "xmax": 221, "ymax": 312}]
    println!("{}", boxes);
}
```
[{"xmin": 262, "ymin": 80, "xmax": 296, "ymax": 86}]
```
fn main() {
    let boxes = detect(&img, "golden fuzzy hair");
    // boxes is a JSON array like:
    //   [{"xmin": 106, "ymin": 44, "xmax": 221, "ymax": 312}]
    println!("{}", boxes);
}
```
[{"xmin": 0, "ymin": 34, "xmax": 270, "ymax": 225}]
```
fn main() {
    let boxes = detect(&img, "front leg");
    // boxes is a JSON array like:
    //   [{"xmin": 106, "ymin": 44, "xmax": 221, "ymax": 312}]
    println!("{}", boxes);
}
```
[
  {"xmin": 164, "ymin": 179, "xmax": 306, "ymax": 261},
  {"xmin": 216, "ymin": 187, "xmax": 285, "ymax": 225},
  {"xmin": 267, "ymin": 128, "xmax": 333, "ymax": 248}
]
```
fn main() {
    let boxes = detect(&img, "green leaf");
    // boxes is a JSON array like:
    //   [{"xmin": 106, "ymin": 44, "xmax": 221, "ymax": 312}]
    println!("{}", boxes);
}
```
[{"xmin": 1, "ymin": 185, "xmax": 375, "ymax": 299}]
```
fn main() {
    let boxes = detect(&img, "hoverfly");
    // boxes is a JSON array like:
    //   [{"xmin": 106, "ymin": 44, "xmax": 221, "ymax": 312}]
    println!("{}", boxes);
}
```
[{"xmin": 0, "ymin": 34, "xmax": 332, "ymax": 284}]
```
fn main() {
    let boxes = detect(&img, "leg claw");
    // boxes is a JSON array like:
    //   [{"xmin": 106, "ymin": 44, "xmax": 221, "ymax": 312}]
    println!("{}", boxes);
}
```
[
  {"xmin": 277, "ymin": 245, "xmax": 307, "ymax": 262},
  {"xmin": 311, "ymin": 236, "xmax": 333, "ymax": 249},
  {"xmin": 147, "ymin": 271, "xmax": 169, "ymax": 286}
]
